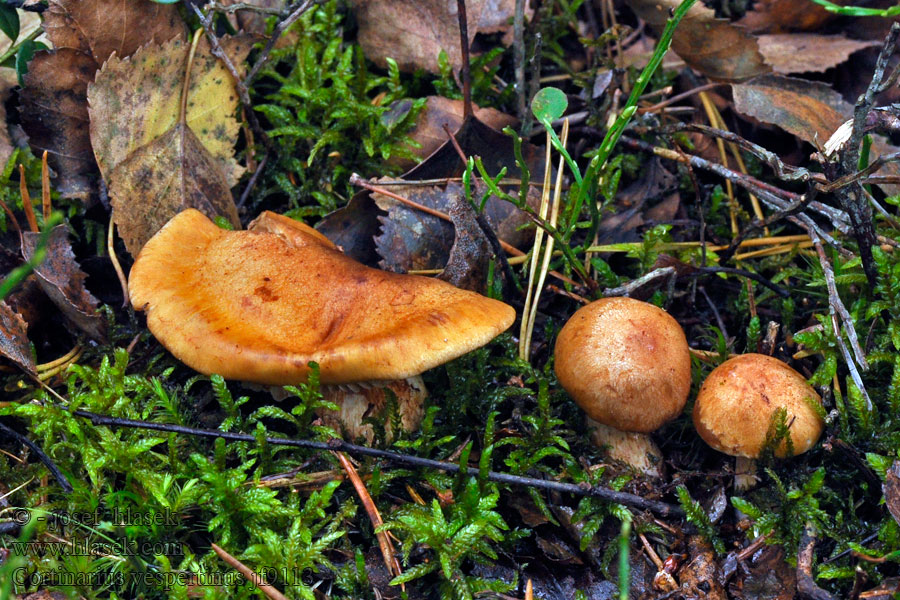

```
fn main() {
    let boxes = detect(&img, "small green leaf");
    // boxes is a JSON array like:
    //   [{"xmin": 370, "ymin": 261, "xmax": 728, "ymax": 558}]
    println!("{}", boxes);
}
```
[
  {"xmin": 0, "ymin": 5, "xmax": 19, "ymax": 43},
  {"xmin": 15, "ymin": 40, "xmax": 45, "ymax": 87},
  {"xmin": 531, "ymin": 87, "xmax": 567, "ymax": 123}
]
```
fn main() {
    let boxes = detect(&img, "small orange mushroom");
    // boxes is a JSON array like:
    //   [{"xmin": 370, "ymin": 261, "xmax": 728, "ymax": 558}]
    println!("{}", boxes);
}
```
[
  {"xmin": 554, "ymin": 297, "xmax": 692, "ymax": 477},
  {"xmin": 129, "ymin": 209, "xmax": 515, "ymax": 440}
]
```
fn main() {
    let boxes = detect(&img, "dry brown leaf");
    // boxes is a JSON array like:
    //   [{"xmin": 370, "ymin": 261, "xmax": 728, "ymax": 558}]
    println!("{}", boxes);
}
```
[
  {"xmin": 625, "ymin": 0, "xmax": 770, "ymax": 82},
  {"xmin": 732, "ymin": 73, "xmax": 847, "ymax": 146},
  {"xmin": 733, "ymin": 74, "xmax": 900, "ymax": 195},
  {"xmin": 88, "ymin": 35, "xmax": 253, "ymax": 187},
  {"xmin": 109, "ymin": 123, "xmax": 240, "ymax": 257},
  {"xmin": 21, "ymin": 226, "xmax": 105, "ymax": 341},
  {"xmin": 43, "ymin": 0, "xmax": 184, "ymax": 63},
  {"xmin": 354, "ymin": 0, "xmax": 521, "ymax": 73},
  {"xmin": 393, "ymin": 96, "xmax": 518, "ymax": 170},
  {"xmin": 19, "ymin": 50, "xmax": 99, "ymax": 200},
  {"xmin": 0, "ymin": 300, "xmax": 35, "ymax": 375},
  {"xmin": 18, "ymin": 0, "xmax": 184, "ymax": 201},
  {"xmin": 884, "ymin": 461, "xmax": 900, "ymax": 527},
  {"xmin": 738, "ymin": 0, "xmax": 837, "ymax": 33},
  {"xmin": 757, "ymin": 34, "xmax": 878, "ymax": 74},
  {"xmin": 437, "ymin": 192, "xmax": 495, "ymax": 293}
]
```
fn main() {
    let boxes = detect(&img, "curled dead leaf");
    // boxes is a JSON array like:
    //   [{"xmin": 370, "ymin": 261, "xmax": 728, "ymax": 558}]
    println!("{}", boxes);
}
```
[
  {"xmin": 21, "ymin": 226, "xmax": 105, "ymax": 341},
  {"xmin": 354, "ymin": 0, "xmax": 523, "ymax": 73},
  {"xmin": 0, "ymin": 300, "xmax": 35, "ymax": 375},
  {"xmin": 19, "ymin": 0, "xmax": 185, "ymax": 201},
  {"xmin": 625, "ymin": 0, "xmax": 770, "ymax": 82},
  {"xmin": 757, "ymin": 34, "xmax": 878, "ymax": 75}
]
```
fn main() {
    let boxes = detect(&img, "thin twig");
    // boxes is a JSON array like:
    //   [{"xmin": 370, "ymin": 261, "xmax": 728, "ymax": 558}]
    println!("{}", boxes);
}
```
[
  {"xmin": 192, "ymin": 3, "xmax": 274, "ymax": 153},
  {"xmin": 244, "ymin": 0, "xmax": 317, "ymax": 85},
  {"xmin": 811, "ymin": 234, "xmax": 872, "ymax": 411},
  {"xmin": 70, "ymin": 409, "xmax": 685, "ymax": 518},
  {"xmin": 0, "ymin": 421, "xmax": 72, "ymax": 493},
  {"xmin": 602, "ymin": 267, "xmax": 675, "ymax": 298},
  {"xmin": 797, "ymin": 522, "xmax": 837, "ymax": 600},
  {"xmin": 211, "ymin": 543, "xmax": 289, "ymax": 600},
  {"xmin": 237, "ymin": 154, "xmax": 269, "ymax": 211}
]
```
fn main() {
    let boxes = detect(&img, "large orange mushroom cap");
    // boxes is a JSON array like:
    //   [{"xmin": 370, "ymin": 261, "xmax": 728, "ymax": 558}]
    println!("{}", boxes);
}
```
[{"xmin": 128, "ymin": 209, "xmax": 515, "ymax": 385}]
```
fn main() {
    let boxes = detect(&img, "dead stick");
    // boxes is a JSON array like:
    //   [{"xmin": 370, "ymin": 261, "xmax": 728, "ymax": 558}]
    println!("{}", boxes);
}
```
[
  {"xmin": 211, "ymin": 543, "xmax": 289, "ymax": 600},
  {"xmin": 71, "ymin": 409, "xmax": 686, "ymax": 518},
  {"xmin": 335, "ymin": 452, "xmax": 403, "ymax": 583}
]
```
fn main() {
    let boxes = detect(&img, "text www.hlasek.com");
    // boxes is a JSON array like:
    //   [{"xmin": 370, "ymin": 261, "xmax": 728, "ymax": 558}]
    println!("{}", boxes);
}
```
[{"xmin": 13, "ymin": 566, "xmax": 310, "ymax": 589}]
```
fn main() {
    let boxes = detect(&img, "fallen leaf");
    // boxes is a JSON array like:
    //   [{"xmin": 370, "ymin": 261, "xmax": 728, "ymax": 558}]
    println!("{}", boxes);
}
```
[
  {"xmin": 757, "ymin": 34, "xmax": 878, "ymax": 74},
  {"xmin": 393, "ymin": 96, "xmax": 518, "ymax": 170},
  {"xmin": 88, "ymin": 35, "xmax": 253, "ymax": 188},
  {"xmin": 0, "ymin": 300, "xmax": 35, "ymax": 375},
  {"xmin": 315, "ymin": 192, "xmax": 383, "ymax": 265},
  {"xmin": 108, "ymin": 123, "xmax": 240, "ymax": 256},
  {"xmin": 18, "ymin": 49, "xmax": 99, "ymax": 200},
  {"xmin": 21, "ymin": 226, "xmax": 105, "ymax": 341},
  {"xmin": 738, "ymin": 0, "xmax": 837, "ymax": 33},
  {"xmin": 624, "ymin": 0, "xmax": 770, "ymax": 82},
  {"xmin": 42, "ymin": 0, "xmax": 184, "ymax": 62},
  {"xmin": 374, "ymin": 183, "xmax": 455, "ymax": 273},
  {"xmin": 884, "ymin": 460, "xmax": 900, "ymax": 526},
  {"xmin": 18, "ymin": 0, "xmax": 185, "ymax": 200},
  {"xmin": 353, "ymin": 0, "xmax": 521, "ymax": 73},
  {"xmin": 728, "ymin": 544, "xmax": 796, "ymax": 600},
  {"xmin": 437, "ymin": 191, "xmax": 495, "ymax": 293},
  {"xmin": 732, "ymin": 72, "xmax": 900, "ymax": 194}
]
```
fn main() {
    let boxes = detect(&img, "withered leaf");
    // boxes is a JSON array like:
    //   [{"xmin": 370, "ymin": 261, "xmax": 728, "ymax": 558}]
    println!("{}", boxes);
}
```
[
  {"xmin": 732, "ymin": 74, "xmax": 848, "ymax": 144},
  {"xmin": 625, "ymin": 0, "xmax": 770, "ymax": 82},
  {"xmin": 21, "ymin": 226, "xmax": 105, "ymax": 341},
  {"xmin": 732, "ymin": 73, "xmax": 900, "ymax": 195},
  {"xmin": 315, "ymin": 192, "xmax": 383, "ymax": 265},
  {"xmin": 393, "ymin": 96, "xmax": 518, "ymax": 170},
  {"xmin": 43, "ymin": 0, "xmax": 184, "ymax": 62},
  {"xmin": 89, "ymin": 35, "xmax": 253, "ymax": 187},
  {"xmin": 19, "ymin": 0, "xmax": 184, "ymax": 201},
  {"xmin": 0, "ymin": 300, "xmax": 35, "ymax": 375},
  {"xmin": 729, "ymin": 544, "xmax": 796, "ymax": 600},
  {"xmin": 884, "ymin": 460, "xmax": 900, "ymax": 527},
  {"xmin": 738, "ymin": 0, "xmax": 837, "ymax": 34},
  {"xmin": 19, "ymin": 49, "xmax": 98, "ymax": 200},
  {"xmin": 437, "ymin": 192, "xmax": 495, "ymax": 293},
  {"xmin": 757, "ymin": 34, "xmax": 878, "ymax": 75},
  {"xmin": 108, "ymin": 122, "xmax": 240, "ymax": 257},
  {"xmin": 354, "ymin": 0, "xmax": 521, "ymax": 73},
  {"xmin": 374, "ymin": 183, "xmax": 455, "ymax": 273}
]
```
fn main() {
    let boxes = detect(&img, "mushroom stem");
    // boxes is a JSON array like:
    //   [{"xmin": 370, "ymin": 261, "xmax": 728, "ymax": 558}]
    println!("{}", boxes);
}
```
[
  {"xmin": 734, "ymin": 456, "xmax": 759, "ymax": 492},
  {"xmin": 318, "ymin": 376, "xmax": 427, "ymax": 444},
  {"xmin": 587, "ymin": 418, "xmax": 665, "ymax": 479}
]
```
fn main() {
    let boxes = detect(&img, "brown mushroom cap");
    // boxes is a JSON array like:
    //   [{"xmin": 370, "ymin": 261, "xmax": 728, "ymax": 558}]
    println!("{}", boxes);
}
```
[
  {"xmin": 693, "ymin": 353, "xmax": 823, "ymax": 459},
  {"xmin": 554, "ymin": 297, "xmax": 692, "ymax": 433},
  {"xmin": 129, "ymin": 209, "xmax": 515, "ymax": 385}
]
